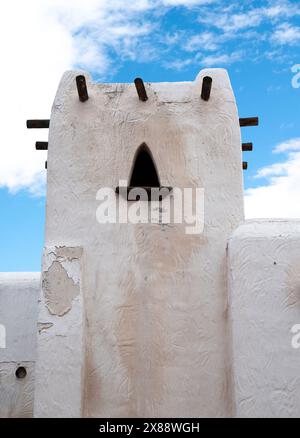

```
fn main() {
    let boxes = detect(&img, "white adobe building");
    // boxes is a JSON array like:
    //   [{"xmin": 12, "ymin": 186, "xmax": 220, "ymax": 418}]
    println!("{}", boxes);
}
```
[{"xmin": 0, "ymin": 68, "xmax": 300, "ymax": 418}]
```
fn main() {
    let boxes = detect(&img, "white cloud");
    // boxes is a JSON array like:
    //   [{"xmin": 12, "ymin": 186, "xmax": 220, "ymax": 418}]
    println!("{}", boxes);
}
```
[
  {"xmin": 166, "ymin": 49, "xmax": 242, "ymax": 71},
  {"xmin": 184, "ymin": 32, "xmax": 219, "ymax": 52},
  {"xmin": 263, "ymin": 3, "xmax": 300, "ymax": 19},
  {"xmin": 245, "ymin": 138, "xmax": 300, "ymax": 218},
  {"xmin": 200, "ymin": 51, "xmax": 242, "ymax": 66},
  {"xmin": 216, "ymin": 11, "xmax": 262, "ymax": 32},
  {"xmin": 0, "ymin": 1, "xmax": 162, "ymax": 195},
  {"xmin": 162, "ymin": 0, "xmax": 214, "ymax": 5},
  {"xmin": 0, "ymin": 1, "xmax": 73, "ymax": 196},
  {"xmin": 273, "ymin": 137, "xmax": 300, "ymax": 153},
  {"xmin": 271, "ymin": 23, "xmax": 300, "ymax": 45},
  {"xmin": 165, "ymin": 58, "xmax": 194, "ymax": 70},
  {"xmin": 1, "ymin": 0, "xmax": 299, "ymax": 197},
  {"xmin": 254, "ymin": 162, "xmax": 289, "ymax": 179},
  {"xmin": 198, "ymin": 8, "xmax": 263, "ymax": 33},
  {"xmin": 197, "ymin": 2, "xmax": 300, "ymax": 44}
]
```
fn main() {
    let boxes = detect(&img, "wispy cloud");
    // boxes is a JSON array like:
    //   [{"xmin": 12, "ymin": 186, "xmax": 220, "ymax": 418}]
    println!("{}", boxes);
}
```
[
  {"xmin": 165, "ymin": 58, "xmax": 194, "ymax": 70},
  {"xmin": 271, "ymin": 23, "xmax": 300, "ymax": 45},
  {"xmin": 254, "ymin": 162, "xmax": 289, "ymax": 179},
  {"xmin": 273, "ymin": 137, "xmax": 300, "ymax": 153},
  {"xmin": 198, "ymin": 9, "xmax": 263, "ymax": 33},
  {"xmin": 193, "ymin": 1, "xmax": 300, "ymax": 62},
  {"xmin": 184, "ymin": 32, "xmax": 219, "ymax": 52},
  {"xmin": 198, "ymin": 2, "xmax": 300, "ymax": 33},
  {"xmin": 200, "ymin": 50, "xmax": 242, "ymax": 66},
  {"xmin": 162, "ymin": 0, "xmax": 214, "ymax": 5},
  {"xmin": 245, "ymin": 138, "xmax": 300, "ymax": 218}
]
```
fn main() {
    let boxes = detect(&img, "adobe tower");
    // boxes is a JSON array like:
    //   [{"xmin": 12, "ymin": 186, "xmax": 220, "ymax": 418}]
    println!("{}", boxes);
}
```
[{"xmin": 33, "ymin": 69, "xmax": 244, "ymax": 417}]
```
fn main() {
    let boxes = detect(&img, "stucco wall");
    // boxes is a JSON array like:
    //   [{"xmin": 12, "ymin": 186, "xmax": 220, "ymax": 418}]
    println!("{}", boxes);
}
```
[
  {"xmin": 228, "ymin": 220, "xmax": 300, "ymax": 417},
  {"xmin": 34, "ymin": 68, "xmax": 244, "ymax": 417},
  {"xmin": 34, "ymin": 247, "xmax": 85, "ymax": 417},
  {"xmin": 0, "ymin": 273, "xmax": 39, "ymax": 417}
]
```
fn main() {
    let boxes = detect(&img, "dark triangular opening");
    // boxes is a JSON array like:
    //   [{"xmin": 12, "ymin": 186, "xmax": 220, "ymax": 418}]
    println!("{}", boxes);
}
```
[{"xmin": 129, "ymin": 144, "xmax": 160, "ymax": 187}]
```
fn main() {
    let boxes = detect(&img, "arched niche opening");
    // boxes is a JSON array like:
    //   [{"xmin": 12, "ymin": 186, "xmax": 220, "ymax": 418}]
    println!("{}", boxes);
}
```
[
  {"xmin": 129, "ymin": 143, "xmax": 160, "ymax": 188},
  {"xmin": 116, "ymin": 143, "xmax": 172, "ymax": 201}
]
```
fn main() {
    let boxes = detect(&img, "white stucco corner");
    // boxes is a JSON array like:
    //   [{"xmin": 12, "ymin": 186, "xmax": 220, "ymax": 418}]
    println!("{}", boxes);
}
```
[{"xmin": 228, "ymin": 220, "xmax": 300, "ymax": 418}]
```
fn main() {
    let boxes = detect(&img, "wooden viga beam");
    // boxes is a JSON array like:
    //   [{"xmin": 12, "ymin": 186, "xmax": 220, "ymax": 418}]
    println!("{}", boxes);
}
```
[
  {"xmin": 242, "ymin": 142, "xmax": 253, "ymax": 151},
  {"xmin": 26, "ymin": 120, "xmax": 50, "ymax": 129},
  {"xmin": 239, "ymin": 117, "xmax": 259, "ymax": 127},
  {"xmin": 35, "ymin": 142, "xmax": 48, "ymax": 150},
  {"xmin": 76, "ymin": 75, "xmax": 89, "ymax": 102},
  {"xmin": 134, "ymin": 78, "xmax": 148, "ymax": 101},
  {"xmin": 243, "ymin": 161, "xmax": 248, "ymax": 170},
  {"xmin": 201, "ymin": 76, "xmax": 212, "ymax": 101}
]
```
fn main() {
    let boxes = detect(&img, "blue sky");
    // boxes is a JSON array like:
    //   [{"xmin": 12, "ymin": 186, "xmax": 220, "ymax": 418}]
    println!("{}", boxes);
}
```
[{"xmin": 0, "ymin": 0, "xmax": 300, "ymax": 271}]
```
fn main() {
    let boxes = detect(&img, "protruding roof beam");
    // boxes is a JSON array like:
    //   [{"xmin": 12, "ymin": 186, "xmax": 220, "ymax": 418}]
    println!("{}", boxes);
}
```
[
  {"xmin": 201, "ymin": 76, "xmax": 212, "ymax": 101},
  {"xmin": 35, "ymin": 142, "xmax": 48, "ymax": 150},
  {"xmin": 26, "ymin": 120, "xmax": 50, "ymax": 129},
  {"xmin": 242, "ymin": 142, "xmax": 253, "ymax": 151},
  {"xmin": 239, "ymin": 117, "xmax": 259, "ymax": 127},
  {"xmin": 76, "ymin": 75, "xmax": 89, "ymax": 102},
  {"xmin": 134, "ymin": 78, "xmax": 148, "ymax": 101}
]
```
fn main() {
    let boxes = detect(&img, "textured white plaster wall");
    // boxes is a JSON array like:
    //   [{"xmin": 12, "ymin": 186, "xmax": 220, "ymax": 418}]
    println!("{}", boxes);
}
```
[
  {"xmin": 228, "ymin": 220, "xmax": 300, "ymax": 418},
  {"xmin": 34, "ymin": 246, "xmax": 85, "ymax": 418},
  {"xmin": 0, "ymin": 273, "xmax": 40, "ymax": 417},
  {"xmin": 35, "ymin": 68, "xmax": 244, "ymax": 417}
]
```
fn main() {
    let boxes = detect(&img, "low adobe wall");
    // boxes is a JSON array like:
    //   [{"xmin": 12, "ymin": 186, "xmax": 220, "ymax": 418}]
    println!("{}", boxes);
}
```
[
  {"xmin": 228, "ymin": 220, "xmax": 300, "ymax": 417},
  {"xmin": 0, "ymin": 273, "xmax": 40, "ymax": 417}
]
